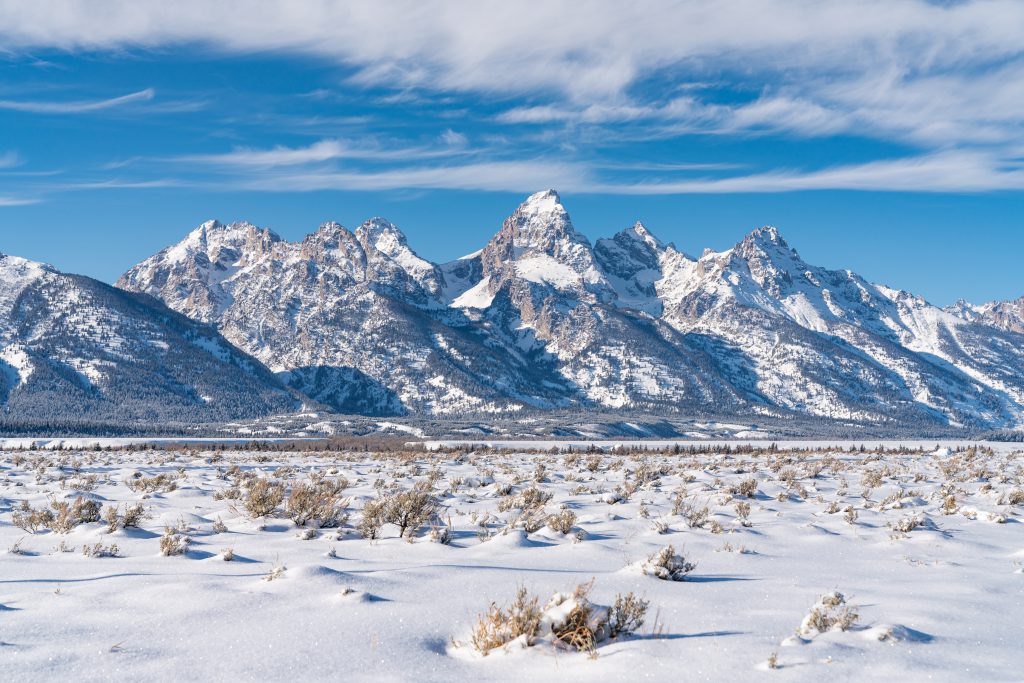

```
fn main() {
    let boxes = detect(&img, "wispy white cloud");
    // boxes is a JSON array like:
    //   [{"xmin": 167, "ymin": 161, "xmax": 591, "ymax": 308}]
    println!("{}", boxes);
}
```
[
  {"xmin": 3, "ymin": 2, "xmax": 1024, "ymax": 193},
  {"xmin": 1, "ymin": 2, "xmax": 1020, "ymax": 102},
  {"xmin": 0, "ymin": 195, "xmax": 40, "ymax": 206},
  {"xmin": 232, "ymin": 159, "xmax": 589, "ymax": 194},
  {"xmin": 0, "ymin": 87, "xmax": 154, "ymax": 113},
  {"xmin": 588, "ymin": 151, "xmax": 1024, "ymax": 194},
  {"xmin": 175, "ymin": 137, "xmax": 470, "ymax": 168},
  {"xmin": 142, "ymin": 149, "xmax": 1019, "ymax": 196}
]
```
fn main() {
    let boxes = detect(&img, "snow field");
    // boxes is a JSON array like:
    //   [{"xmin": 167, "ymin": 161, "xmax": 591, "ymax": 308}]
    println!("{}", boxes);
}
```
[{"xmin": 1, "ymin": 443, "xmax": 1022, "ymax": 681}]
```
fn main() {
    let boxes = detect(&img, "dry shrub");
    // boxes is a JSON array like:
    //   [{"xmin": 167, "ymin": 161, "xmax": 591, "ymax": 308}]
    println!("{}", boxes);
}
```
[
  {"xmin": 11, "ymin": 502, "xmax": 54, "ymax": 534},
  {"xmin": 733, "ymin": 477, "xmax": 758, "ymax": 498},
  {"xmin": 103, "ymin": 505, "xmax": 120, "ymax": 533},
  {"xmin": 244, "ymin": 478, "xmax": 285, "ymax": 518},
  {"xmin": 103, "ymin": 502, "xmax": 147, "ymax": 533},
  {"xmin": 358, "ymin": 498, "xmax": 386, "ymax": 539},
  {"xmin": 82, "ymin": 542, "xmax": 120, "ymax": 558},
  {"xmin": 734, "ymin": 501, "xmax": 752, "ymax": 526},
  {"xmin": 1003, "ymin": 488, "xmax": 1024, "ymax": 506},
  {"xmin": 497, "ymin": 486, "xmax": 552, "ymax": 513},
  {"xmin": 608, "ymin": 592, "xmax": 649, "ymax": 638},
  {"xmin": 50, "ymin": 497, "xmax": 101, "ymax": 533},
  {"xmin": 429, "ymin": 515, "xmax": 454, "ymax": 544},
  {"xmin": 672, "ymin": 495, "xmax": 709, "ymax": 528},
  {"xmin": 546, "ymin": 509, "xmax": 577, "ymax": 535},
  {"xmin": 264, "ymin": 560, "xmax": 286, "ymax": 581},
  {"xmin": 844, "ymin": 505, "xmax": 858, "ymax": 524},
  {"xmin": 889, "ymin": 513, "xmax": 926, "ymax": 538},
  {"xmin": 122, "ymin": 503, "xmax": 146, "ymax": 527},
  {"xmin": 550, "ymin": 590, "xmax": 601, "ymax": 655},
  {"xmin": 380, "ymin": 488, "xmax": 438, "ymax": 539},
  {"xmin": 286, "ymin": 479, "xmax": 349, "ymax": 528},
  {"xmin": 471, "ymin": 586, "xmax": 542, "ymax": 654},
  {"xmin": 125, "ymin": 473, "xmax": 177, "ymax": 493},
  {"xmin": 545, "ymin": 582, "xmax": 649, "ymax": 655}
]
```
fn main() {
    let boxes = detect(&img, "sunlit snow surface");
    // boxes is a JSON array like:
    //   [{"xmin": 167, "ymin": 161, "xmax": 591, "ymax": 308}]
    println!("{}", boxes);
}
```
[{"xmin": 1, "ymin": 441, "xmax": 1022, "ymax": 681}]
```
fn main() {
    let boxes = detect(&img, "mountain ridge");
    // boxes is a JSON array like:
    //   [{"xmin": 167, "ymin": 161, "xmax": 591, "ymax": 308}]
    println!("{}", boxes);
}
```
[{"xmin": 49, "ymin": 190, "xmax": 1024, "ymax": 430}]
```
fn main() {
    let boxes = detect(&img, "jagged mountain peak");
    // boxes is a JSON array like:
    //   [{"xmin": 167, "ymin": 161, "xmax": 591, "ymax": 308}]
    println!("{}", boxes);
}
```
[
  {"xmin": 302, "ymin": 222, "xmax": 363, "ymax": 266},
  {"xmin": 165, "ymin": 219, "xmax": 280, "ymax": 265},
  {"xmin": 946, "ymin": 293, "xmax": 1024, "ymax": 334},
  {"xmin": 312, "ymin": 220, "xmax": 348, "ymax": 235},
  {"xmin": 353, "ymin": 217, "xmax": 440, "ymax": 295},
  {"xmin": 621, "ymin": 221, "xmax": 666, "ymax": 251},
  {"xmin": 356, "ymin": 216, "xmax": 409, "ymax": 251},
  {"xmin": 730, "ymin": 225, "xmax": 806, "ymax": 283},
  {"xmin": 477, "ymin": 190, "xmax": 609, "ymax": 296},
  {"xmin": 304, "ymin": 220, "xmax": 357, "ymax": 248},
  {"xmin": 520, "ymin": 188, "xmax": 563, "ymax": 213},
  {"xmin": 738, "ymin": 225, "xmax": 792, "ymax": 252},
  {"xmin": 503, "ymin": 189, "xmax": 582, "ymax": 251},
  {"xmin": 194, "ymin": 218, "xmax": 275, "ymax": 241}
]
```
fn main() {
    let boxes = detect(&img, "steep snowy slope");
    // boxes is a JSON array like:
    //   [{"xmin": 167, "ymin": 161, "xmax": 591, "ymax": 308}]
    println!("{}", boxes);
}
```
[{"xmin": 0, "ymin": 253, "xmax": 296, "ymax": 429}]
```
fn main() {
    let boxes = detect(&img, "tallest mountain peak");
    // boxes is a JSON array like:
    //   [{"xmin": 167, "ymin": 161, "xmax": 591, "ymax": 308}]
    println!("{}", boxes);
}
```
[
  {"xmin": 503, "ymin": 189, "xmax": 581, "ymax": 252},
  {"xmin": 518, "ymin": 189, "xmax": 564, "ymax": 214}
]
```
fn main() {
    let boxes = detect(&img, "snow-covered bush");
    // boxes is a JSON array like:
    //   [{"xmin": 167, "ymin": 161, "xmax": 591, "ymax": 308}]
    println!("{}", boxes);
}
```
[
  {"xmin": 673, "ymin": 496, "xmax": 709, "ymax": 528},
  {"xmin": 608, "ymin": 592, "xmax": 649, "ymax": 638},
  {"xmin": 642, "ymin": 545, "xmax": 696, "ymax": 581},
  {"xmin": 429, "ymin": 515, "xmax": 454, "ymax": 544},
  {"xmin": 383, "ymin": 488, "xmax": 438, "ymax": 539},
  {"xmin": 159, "ymin": 526, "xmax": 190, "ymax": 556},
  {"xmin": 734, "ymin": 501, "xmax": 752, "ymax": 526},
  {"xmin": 798, "ymin": 591, "xmax": 859, "ymax": 635},
  {"xmin": 543, "ymin": 583, "xmax": 608, "ymax": 654},
  {"xmin": 358, "ymin": 498, "xmax": 386, "ymax": 539},
  {"xmin": 731, "ymin": 477, "xmax": 758, "ymax": 498},
  {"xmin": 889, "ymin": 513, "xmax": 929, "ymax": 538},
  {"xmin": 469, "ymin": 582, "xmax": 649, "ymax": 656}
]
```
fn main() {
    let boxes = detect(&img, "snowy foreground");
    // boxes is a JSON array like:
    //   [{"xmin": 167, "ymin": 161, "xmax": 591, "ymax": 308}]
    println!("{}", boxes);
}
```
[{"xmin": 1, "ymin": 443, "xmax": 1022, "ymax": 681}]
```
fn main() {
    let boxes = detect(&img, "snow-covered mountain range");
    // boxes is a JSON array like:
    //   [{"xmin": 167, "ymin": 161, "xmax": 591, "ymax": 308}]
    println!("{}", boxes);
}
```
[
  {"xmin": 0, "ymin": 252, "xmax": 298, "ymax": 432},
  {"xmin": 110, "ymin": 190, "xmax": 1024, "ymax": 431}
]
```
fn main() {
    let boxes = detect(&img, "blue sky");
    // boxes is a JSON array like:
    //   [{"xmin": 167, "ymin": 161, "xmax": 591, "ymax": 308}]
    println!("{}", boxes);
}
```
[{"xmin": 0, "ymin": 1, "xmax": 1022, "ymax": 305}]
